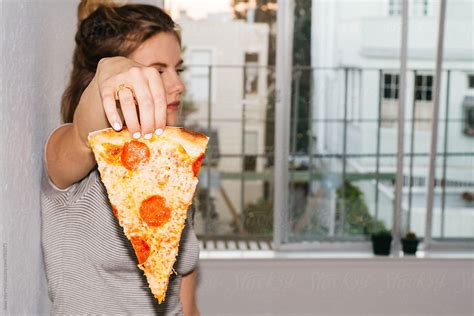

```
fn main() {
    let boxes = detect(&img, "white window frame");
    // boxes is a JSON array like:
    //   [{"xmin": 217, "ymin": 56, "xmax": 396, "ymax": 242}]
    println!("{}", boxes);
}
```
[{"xmin": 272, "ymin": 0, "xmax": 473, "ymax": 254}]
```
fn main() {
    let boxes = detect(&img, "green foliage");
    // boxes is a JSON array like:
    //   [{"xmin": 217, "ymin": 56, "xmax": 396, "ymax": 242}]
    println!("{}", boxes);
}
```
[
  {"xmin": 336, "ymin": 180, "xmax": 389, "ymax": 236},
  {"xmin": 367, "ymin": 219, "xmax": 390, "ymax": 236},
  {"xmin": 404, "ymin": 231, "xmax": 418, "ymax": 240},
  {"xmin": 181, "ymin": 98, "xmax": 196, "ymax": 115},
  {"xmin": 291, "ymin": 0, "xmax": 312, "ymax": 153},
  {"xmin": 243, "ymin": 198, "xmax": 273, "ymax": 235},
  {"xmin": 336, "ymin": 180, "xmax": 370, "ymax": 235}
]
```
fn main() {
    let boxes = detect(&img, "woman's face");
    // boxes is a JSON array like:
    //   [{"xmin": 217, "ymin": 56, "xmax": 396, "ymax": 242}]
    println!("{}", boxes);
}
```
[{"xmin": 129, "ymin": 32, "xmax": 185, "ymax": 126}]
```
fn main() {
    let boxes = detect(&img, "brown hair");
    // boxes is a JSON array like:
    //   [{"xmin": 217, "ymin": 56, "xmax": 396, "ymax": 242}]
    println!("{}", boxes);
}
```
[{"xmin": 61, "ymin": 0, "xmax": 178, "ymax": 123}]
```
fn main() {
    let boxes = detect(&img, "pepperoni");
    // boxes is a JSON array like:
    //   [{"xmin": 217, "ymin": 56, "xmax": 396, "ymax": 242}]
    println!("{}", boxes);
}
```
[
  {"xmin": 130, "ymin": 236, "xmax": 150, "ymax": 264},
  {"xmin": 111, "ymin": 205, "xmax": 118, "ymax": 218},
  {"xmin": 139, "ymin": 195, "xmax": 171, "ymax": 227},
  {"xmin": 121, "ymin": 140, "xmax": 150, "ymax": 170},
  {"xmin": 192, "ymin": 153, "xmax": 204, "ymax": 177},
  {"xmin": 102, "ymin": 143, "xmax": 122, "ymax": 163}
]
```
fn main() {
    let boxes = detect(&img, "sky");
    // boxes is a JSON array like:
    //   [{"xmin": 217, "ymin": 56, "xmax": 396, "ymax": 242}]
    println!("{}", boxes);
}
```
[{"xmin": 164, "ymin": 0, "xmax": 233, "ymax": 20}]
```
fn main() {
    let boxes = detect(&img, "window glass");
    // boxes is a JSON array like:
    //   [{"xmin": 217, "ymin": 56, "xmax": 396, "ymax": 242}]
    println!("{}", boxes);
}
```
[
  {"xmin": 168, "ymin": 0, "xmax": 276, "ymax": 244},
  {"xmin": 468, "ymin": 74, "xmax": 474, "ymax": 89},
  {"xmin": 415, "ymin": 75, "xmax": 433, "ymax": 101},
  {"xmin": 286, "ymin": 0, "xmax": 474, "ymax": 247},
  {"xmin": 168, "ymin": 0, "xmax": 474, "ymax": 249}
]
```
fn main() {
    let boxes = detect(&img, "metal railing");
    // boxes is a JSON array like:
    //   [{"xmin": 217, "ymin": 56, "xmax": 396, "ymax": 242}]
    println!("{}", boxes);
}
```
[{"xmin": 182, "ymin": 65, "xmax": 474, "ymax": 246}]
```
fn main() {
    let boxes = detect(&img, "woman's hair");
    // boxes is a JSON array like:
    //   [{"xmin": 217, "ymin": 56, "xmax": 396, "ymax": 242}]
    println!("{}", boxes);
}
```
[{"xmin": 61, "ymin": 0, "xmax": 178, "ymax": 123}]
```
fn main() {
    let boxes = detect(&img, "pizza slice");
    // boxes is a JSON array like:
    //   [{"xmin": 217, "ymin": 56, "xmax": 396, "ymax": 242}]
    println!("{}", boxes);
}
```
[{"xmin": 88, "ymin": 127, "xmax": 208, "ymax": 304}]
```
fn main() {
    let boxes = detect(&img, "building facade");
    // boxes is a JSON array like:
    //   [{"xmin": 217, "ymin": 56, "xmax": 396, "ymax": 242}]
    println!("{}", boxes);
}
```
[
  {"xmin": 177, "ymin": 14, "xmax": 270, "ymax": 234},
  {"xmin": 310, "ymin": 0, "xmax": 474, "ymax": 237}
]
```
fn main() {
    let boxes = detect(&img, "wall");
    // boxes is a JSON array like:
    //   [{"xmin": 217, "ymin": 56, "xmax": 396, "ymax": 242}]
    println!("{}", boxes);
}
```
[
  {"xmin": 196, "ymin": 256, "xmax": 474, "ymax": 316},
  {"xmin": 0, "ymin": 1, "xmax": 165, "ymax": 313},
  {"xmin": 0, "ymin": 1, "xmax": 77, "ymax": 314}
]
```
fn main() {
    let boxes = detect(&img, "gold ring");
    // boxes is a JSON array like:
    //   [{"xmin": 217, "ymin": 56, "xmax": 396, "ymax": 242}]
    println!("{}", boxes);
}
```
[{"xmin": 114, "ymin": 84, "xmax": 133, "ymax": 100}]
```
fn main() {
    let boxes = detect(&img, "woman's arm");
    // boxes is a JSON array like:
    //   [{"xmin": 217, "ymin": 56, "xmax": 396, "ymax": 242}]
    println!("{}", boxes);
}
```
[
  {"xmin": 46, "ymin": 57, "xmax": 167, "ymax": 189},
  {"xmin": 180, "ymin": 269, "xmax": 200, "ymax": 316}
]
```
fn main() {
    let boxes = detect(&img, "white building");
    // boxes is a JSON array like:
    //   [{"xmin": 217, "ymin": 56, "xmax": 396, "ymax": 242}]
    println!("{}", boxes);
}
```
[
  {"xmin": 177, "ymin": 14, "xmax": 270, "ymax": 233},
  {"xmin": 310, "ymin": 0, "xmax": 474, "ymax": 236}
]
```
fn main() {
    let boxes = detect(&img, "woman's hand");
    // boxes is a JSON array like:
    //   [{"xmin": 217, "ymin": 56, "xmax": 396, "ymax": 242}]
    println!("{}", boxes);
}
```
[
  {"xmin": 73, "ymin": 56, "xmax": 168, "ymax": 147},
  {"xmin": 45, "ymin": 56, "xmax": 169, "ymax": 189},
  {"xmin": 95, "ymin": 57, "xmax": 168, "ymax": 139}
]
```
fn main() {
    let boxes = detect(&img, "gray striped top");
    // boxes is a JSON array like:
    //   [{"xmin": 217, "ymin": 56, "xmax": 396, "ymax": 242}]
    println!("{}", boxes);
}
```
[{"xmin": 40, "ymin": 142, "xmax": 199, "ymax": 315}]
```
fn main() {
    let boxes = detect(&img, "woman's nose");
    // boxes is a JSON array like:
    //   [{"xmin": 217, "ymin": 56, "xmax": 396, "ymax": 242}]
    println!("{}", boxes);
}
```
[{"xmin": 168, "ymin": 73, "xmax": 185, "ymax": 96}]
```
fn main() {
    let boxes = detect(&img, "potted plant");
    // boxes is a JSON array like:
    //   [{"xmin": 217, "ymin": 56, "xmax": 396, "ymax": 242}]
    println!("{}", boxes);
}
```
[
  {"xmin": 401, "ymin": 231, "xmax": 420, "ymax": 255},
  {"xmin": 369, "ymin": 220, "xmax": 392, "ymax": 256}
]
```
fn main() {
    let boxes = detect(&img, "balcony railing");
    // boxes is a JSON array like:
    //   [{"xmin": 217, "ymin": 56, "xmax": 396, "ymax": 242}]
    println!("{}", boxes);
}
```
[{"xmin": 181, "ymin": 65, "xmax": 474, "ymax": 248}]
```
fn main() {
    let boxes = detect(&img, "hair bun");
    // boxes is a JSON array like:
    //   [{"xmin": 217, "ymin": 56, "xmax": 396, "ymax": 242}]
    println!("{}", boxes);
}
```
[{"xmin": 78, "ymin": 0, "xmax": 120, "ymax": 22}]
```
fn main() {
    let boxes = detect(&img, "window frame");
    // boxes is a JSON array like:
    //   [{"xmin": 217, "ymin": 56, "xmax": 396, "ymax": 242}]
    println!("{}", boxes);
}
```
[
  {"xmin": 463, "ymin": 98, "xmax": 474, "ymax": 137},
  {"xmin": 383, "ymin": 73, "xmax": 400, "ymax": 100},
  {"xmin": 271, "ymin": 0, "xmax": 473, "ymax": 254},
  {"xmin": 414, "ymin": 74, "xmax": 434, "ymax": 102},
  {"xmin": 388, "ymin": 0, "xmax": 402, "ymax": 16},
  {"xmin": 389, "ymin": 0, "xmax": 429, "ymax": 17}
]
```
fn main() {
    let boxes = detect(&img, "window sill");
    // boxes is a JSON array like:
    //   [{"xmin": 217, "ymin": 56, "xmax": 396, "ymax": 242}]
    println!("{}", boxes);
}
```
[{"xmin": 199, "ymin": 249, "xmax": 474, "ymax": 260}]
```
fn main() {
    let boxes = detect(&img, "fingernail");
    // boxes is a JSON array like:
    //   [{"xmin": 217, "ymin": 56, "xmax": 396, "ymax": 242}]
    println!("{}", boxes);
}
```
[
  {"xmin": 155, "ymin": 128, "xmax": 164, "ymax": 136},
  {"xmin": 133, "ymin": 132, "xmax": 141, "ymax": 139},
  {"xmin": 144, "ymin": 133, "xmax": 152, "ymax": 140},
  {"xmin": 113, "ymin": 122, "xmax": 121, "ymax": 131}
]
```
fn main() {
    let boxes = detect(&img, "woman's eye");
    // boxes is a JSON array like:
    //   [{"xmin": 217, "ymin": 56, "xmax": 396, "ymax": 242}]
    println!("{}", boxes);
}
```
[{"xmin": 177, "ymin": 68, "xmax": 185, "ymax": 73}]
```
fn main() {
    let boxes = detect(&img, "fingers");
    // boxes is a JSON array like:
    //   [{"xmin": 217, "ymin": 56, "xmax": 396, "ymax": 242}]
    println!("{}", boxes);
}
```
[
  {"xmin": 117, "ymin": 87, "xmax": 141, "ymax": 138},
  {"xmin": 100, "ymin": 83, "xmax": 123, "ymax": 131},
  {"xmin": 144, "ymin": 68, "xmax": 167, "ymax": 135},
  {"xmin": 130, "ymin": 68, "xmax": 156, "ymax": 139},
  {"xmin": 100, "ymin": 66, "xmax": 167, "ymax": 139}
]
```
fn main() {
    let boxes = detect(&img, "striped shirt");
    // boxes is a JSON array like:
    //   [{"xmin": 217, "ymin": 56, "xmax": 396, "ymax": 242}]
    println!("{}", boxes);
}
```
[{"xmin": 40, "ymin": 131, "xmax": 199, "ymax": 315}]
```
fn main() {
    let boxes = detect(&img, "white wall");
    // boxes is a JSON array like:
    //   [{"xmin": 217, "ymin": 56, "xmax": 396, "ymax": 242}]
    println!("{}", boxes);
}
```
[
  {"xmin": 0, "ymin": 0, "xmax": 77, "ymax": 313},
  {"xmin": 197, "ymin": 256, "xmax": 474, "ymax": 316},
  {"xmin": 0, "ymin": 1, "xmax": 167, "ymax": 312}
]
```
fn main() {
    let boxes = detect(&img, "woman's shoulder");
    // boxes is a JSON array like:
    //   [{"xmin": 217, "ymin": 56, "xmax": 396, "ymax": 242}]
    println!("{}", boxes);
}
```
[{"xmin": 41, "ymin": 164, "xmax": 101, "ymax": 207}]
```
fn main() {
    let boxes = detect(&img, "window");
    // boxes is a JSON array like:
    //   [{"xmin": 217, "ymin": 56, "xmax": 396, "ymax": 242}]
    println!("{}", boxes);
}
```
[
  {"xmin": 414, "ymin": 74, "xmax": 433, "ymax": 130},
  {"xmin": 463, "ymin": 97, "xmax": 474, "ymax": 136},
  {"xmin": 383, "ymin": 73, "xmax": 399, "ymax": 100},
  {"xmin": 468, "ymin": 74, "xmax": 474, "ymax": 89},
  {"xmin": 244, "ymin": 131, "xmax": 258, "ymax": 171},
  {"xmin": 415, "ymin": 75, "xmax": 433, "ymax": 101},
  {"xmin": 188, "ymin": 49, "xmax": 212, "ymax": 102},
  {"xmin": 244, "ymin": 52, "xmax": 259, "ymax": 95},
  {"xmin": 381, "ymin": 73, "xmax": 399, "ymax": 128},
  {"xmin": 413, "ymin": 0, "xmax": 429, "ymax": 16},
  {"xmin": 389, "ymin": 0, "xmax": 429, "ymax": 16},
  {"xmin": 388, "ymin": 0, "xmax": 401, "ymax": 16}
]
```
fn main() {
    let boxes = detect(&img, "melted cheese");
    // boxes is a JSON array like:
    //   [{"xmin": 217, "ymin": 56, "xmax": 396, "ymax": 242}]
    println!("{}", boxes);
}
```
[{"xmin": 88, "ymin": 127, "xmax": 208, "ymax": 304}]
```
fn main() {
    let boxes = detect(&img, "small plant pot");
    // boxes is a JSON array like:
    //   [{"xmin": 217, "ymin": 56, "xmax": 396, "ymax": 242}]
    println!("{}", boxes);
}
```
[
  {"xmin": 371, "ymin": 234, "xmax": 392, "ymax": 255},
  {"xmin": 401, "ymin": 238, "xmax": 419, "ymax": 255}
]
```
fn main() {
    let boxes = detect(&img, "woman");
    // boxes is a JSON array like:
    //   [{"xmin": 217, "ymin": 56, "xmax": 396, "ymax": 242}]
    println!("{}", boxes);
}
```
[{"xmin": 40, "ymin": 1, "xmax": 200, "ymax": 314}]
